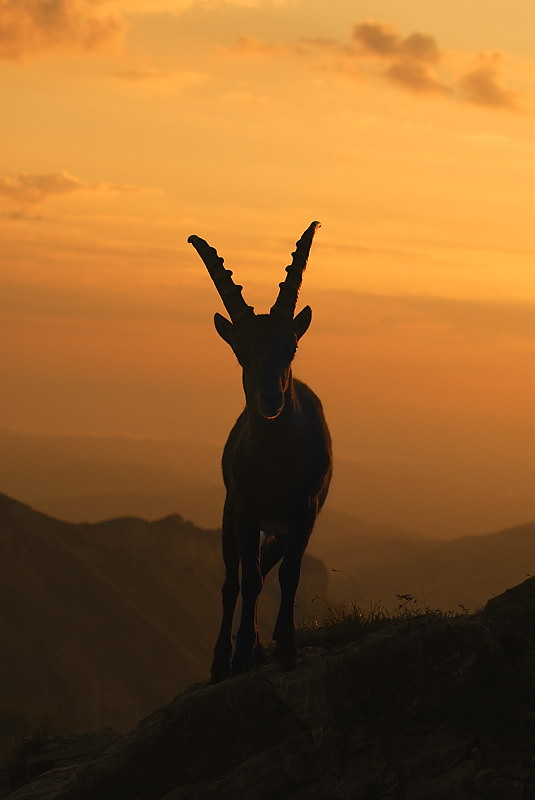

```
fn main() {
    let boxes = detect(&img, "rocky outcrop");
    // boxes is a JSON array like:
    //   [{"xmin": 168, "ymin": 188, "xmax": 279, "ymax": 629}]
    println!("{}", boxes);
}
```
[
  {"xmin": 4, "ymin": 577, "xmax": 535, "ymax": 800},
  {"xmin": 0, "ymin": 730, "xmax": 121, "ymax": 798}
]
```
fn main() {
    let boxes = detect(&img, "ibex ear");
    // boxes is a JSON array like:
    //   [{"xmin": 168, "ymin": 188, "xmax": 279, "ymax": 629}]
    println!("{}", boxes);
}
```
[
  {"xmin": 293, "ymin": 305, "xmax": 312, "ymax": 340},
  {"xmin": 214, "ymin": 312, "xmax": 234, "ymax": 345}
]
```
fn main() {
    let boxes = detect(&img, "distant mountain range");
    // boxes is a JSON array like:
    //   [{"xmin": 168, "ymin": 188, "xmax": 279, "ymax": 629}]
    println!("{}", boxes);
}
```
[
  {"xmin": 0, "ymin": 494, "xmax": 327, "ymax": 758},
  {"xmin": 23, "ymin": 481, "xmax": 535, "ymax": 613},
  {"xmin": 314, "ymin": 518, "xmax": 535, "ymax": 612},
  {"xmin": 2, "ymin": 427, "xmax": 533, "ymax": 537}
]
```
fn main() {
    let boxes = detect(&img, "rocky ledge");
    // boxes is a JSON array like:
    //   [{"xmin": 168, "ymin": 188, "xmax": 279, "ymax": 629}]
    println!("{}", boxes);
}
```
[{"xmin": 3, "ymin": 578, "xmax": 535, "ymax": 800}]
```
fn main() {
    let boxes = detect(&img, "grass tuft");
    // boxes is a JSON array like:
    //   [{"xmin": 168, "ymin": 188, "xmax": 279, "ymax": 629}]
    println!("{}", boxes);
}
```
[{"xmin": 296, "ymin": 593, "xmax": 469, "ymax": 649}]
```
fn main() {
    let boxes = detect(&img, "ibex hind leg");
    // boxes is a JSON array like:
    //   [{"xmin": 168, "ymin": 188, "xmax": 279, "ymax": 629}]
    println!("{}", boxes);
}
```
[
  {"xmin": 211, "ymin": 499, "xmax": 239, "ymax": 683},
  {"xmin": 254, "ymin": 636, "xmax": 266, "ymax": 665},
  {"xmin": 248, "ymin": 534, "xmax": 285, "ymax": 668},
  {"xmin": 273, "ymin": 519, "xmax": 315, "ymax": 671}
]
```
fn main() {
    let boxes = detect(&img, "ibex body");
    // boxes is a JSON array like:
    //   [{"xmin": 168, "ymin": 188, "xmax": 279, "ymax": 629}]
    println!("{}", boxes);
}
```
[{"xmin": 188, "ymin": 222, "xmax": 332, "ymax": 681}]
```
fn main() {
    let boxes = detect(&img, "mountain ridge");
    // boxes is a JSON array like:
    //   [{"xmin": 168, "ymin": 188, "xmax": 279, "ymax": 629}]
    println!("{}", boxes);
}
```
[{"xmin": 0, "ymin": 494, "xmax": 328, "ymax": 756}]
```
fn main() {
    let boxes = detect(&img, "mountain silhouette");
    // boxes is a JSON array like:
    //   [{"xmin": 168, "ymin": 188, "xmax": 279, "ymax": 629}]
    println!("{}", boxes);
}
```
[
  {"xmin": 317, "ymin": 519, "xmax": 535, "ymax": 610},
  {"xmin": 21, "ymin": 480, "xmax": 535, "ymax": 611},
  {"xmin": 0, "ymin": 494, "xmax": 327, "ymax": 756}
]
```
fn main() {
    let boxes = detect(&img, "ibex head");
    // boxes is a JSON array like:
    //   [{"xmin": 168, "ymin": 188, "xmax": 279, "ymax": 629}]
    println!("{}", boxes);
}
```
[{"xmin": 188, "ymin": 222, "xmax": 320, "ymax": 420}]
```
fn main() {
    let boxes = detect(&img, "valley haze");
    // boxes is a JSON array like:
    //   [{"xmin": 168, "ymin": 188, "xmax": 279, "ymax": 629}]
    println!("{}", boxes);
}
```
[{"xmin": 1, "ymin": 428, "xmax": 533, "ymax": 541}]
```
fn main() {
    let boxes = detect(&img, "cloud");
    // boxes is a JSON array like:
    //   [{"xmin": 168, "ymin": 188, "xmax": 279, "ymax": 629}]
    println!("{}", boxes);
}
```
[
  {"xmin": 398, "ymin": 294, "xmax": 535, "ymax": 342},
  {"xmin": 231, "ymin": 21, "xmax": 447, "ymax": 95},
  {"xmin": 230, "ymin": 20, "xmax": 522, "ymax": 111},
  {"xmin": 218, "ymin": 89, "xmax": 267, "ymax": 108},
  {"xmin": 0, "ymin": 0, "xmax": 126, "ymax": 60},
  {"xmin": 0, "ymin": 171, "xmax": 139, "ymax": 217},
  {"xmin": 317, "ymin": 289, "xmax": 535, "ymax": 344},
  {"xmin": 0, "ymin": 209, "xmax": 43, "ymax": 221},
  {"xmin": 352, "ymin": 21, "xmax": 400, "ymax": 58},
  {"xmin": 459, "ymin": 54, "xmax": 521, "ymax": 111},
  {"xmin": 110, "ymin": 68, "xmax": 207, "ymax": 86},
  {"xmin": 387, "ymin": 60, "xmax": 448, "ymax": 95},
  {"xmin": 122, "ymin": 0, "xmax": 287, "ymax": 12},
  {"xmin": 400, "ymin": 32, "xmax": 441, "ymax": 65},
  {"xmin": 0, "ymin": 171, "xmax": 90, "ymax": 204},
  {"xmin": 230, "ymin": 35, "xmax": 281, "ymax": 56},
  {"xmin": 111, "ymin": 68, "xmax": 174, "ymax": 82},
  {"xmin": 353, "ymin": 22, "xmax": 447, "ymax": 95},
  {"xmin": 353, "ymin": 24, "xmax": 441, "ymax": 65}
]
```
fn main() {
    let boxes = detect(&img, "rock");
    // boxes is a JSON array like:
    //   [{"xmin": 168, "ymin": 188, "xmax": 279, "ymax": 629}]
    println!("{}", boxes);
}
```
[
  {"xmin": 4, "ymin": 577, "xmax": 535, "ymax": 800},
  {"xmin": 405, "ymin": 759, "xmax": 475, "ymax": 800},
  {"xmin": 1, "ymin": 729, "xmax": 121, "ymax": 800},
  {"xmin": 486, "ymin": 776, "xmax": 523, "ymax": 800}
]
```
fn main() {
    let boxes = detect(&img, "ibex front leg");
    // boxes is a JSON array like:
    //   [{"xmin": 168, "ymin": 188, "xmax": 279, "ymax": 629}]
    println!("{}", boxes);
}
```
[
  {"xmin": 211, "ymin": 496, "xmax": 239, "ymax": 683},
  {"xmin": 231, "ymin": 516, "xmax": 262, "ymax": 677}
]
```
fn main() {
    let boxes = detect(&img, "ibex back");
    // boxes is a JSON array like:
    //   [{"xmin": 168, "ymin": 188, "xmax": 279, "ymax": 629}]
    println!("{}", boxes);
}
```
[{"xmin": 188, "ymin": 222, "xmax": 332, "ymax": 681}]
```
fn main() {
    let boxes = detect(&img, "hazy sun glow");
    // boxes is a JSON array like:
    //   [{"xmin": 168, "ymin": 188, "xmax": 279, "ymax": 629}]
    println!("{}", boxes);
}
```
[{"xmin": 1, "ymin": 0, "xmax": 534, "ymax": 535}]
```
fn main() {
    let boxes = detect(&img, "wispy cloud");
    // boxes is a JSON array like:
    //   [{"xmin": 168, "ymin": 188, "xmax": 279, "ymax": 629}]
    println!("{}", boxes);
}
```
[
  {"xmin": 0, "ymin": 171, "xmax": 87, "ymax": 204},
  {"xmin": 230, "ymin": 20, "xmax": 523, "ymax": 112},
  {"xmin": 0, "ymin": 171, "xmax": 139, "ymax": 218},
  {"xmin": 218, "ymin": 89, "xmax": 267, "ymax": 108},
  {"xmin": 230, "ymin": 35, "xmax": 281, "ymax": 57},
  {"xmin": 318, "ymin": 290, "xmax": 535, "ymax": 344},
  {"xmin": 111, "ymin": 68, "xmax": 174, "ymax": 82},
  {"xmin": 110, "ymin": 68, "xmax": 207, "ymax": 86},
  {"xmin": 0, "ymin": 0, "xmax": 126, "ymax": 60},
  {"xmin": 122, "ymin": 0, "xmax": 287, "ymax": 12}
]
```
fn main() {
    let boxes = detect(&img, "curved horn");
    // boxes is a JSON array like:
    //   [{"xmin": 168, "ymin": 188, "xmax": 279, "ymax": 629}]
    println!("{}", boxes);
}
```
[
  {"xmin": 270, "ymin": 221, "xmax": 320, "ymax": 319},
  {"xmin": 188, "ymin": 234, "xmax": 254, "ymax": 323}
]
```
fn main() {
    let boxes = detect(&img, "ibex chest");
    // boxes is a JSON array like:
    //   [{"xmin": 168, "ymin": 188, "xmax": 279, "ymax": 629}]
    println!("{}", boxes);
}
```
[
  {"xmin": 226, "ymin": 427, "xmax": 314, "ymax": 519},
  {"xmin": 236, "ymin": 435, "xmax": 308, "ymax": 486},
  {"xmin": 222, "ymin": 380, "xmax": 331, "ymax": 523}
]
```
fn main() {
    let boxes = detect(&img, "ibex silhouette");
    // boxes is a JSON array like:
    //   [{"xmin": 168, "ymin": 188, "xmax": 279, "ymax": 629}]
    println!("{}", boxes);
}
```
[{"xmin": 188, "ymin": 222, "xmax": 332, "ymax": 681}]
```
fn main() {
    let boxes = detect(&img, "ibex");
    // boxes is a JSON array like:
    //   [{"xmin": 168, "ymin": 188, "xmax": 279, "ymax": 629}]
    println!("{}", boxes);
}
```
[{"xmin": 188, "ymin": 222, "xmax": 332, "ymax": 682}]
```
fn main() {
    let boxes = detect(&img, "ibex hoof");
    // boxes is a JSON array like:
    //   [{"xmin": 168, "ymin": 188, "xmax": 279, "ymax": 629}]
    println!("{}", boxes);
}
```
[
  {"xmin": 254, "ymin": 642, "xmax": 266, "ymax": 665},
  {"xmin": 231, "ymin": 649, "xmax": 255, "ymax": 676},
  {"xmin": 211, "ymin": 641, "xmax": 232, "ymax": 683},
  {"xmin": 274, "ymin": 633, "xmax": 297, "ymax": 671},
  {"xmin": 210, "ymin": 660, "xmax": 230, "ymax": 683}
]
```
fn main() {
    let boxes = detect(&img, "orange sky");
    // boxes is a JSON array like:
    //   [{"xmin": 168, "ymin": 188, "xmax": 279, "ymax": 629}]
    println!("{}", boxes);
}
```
[{"xmin": 1, "ymin": 0, "xmax": 534, "ymax": 532}]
